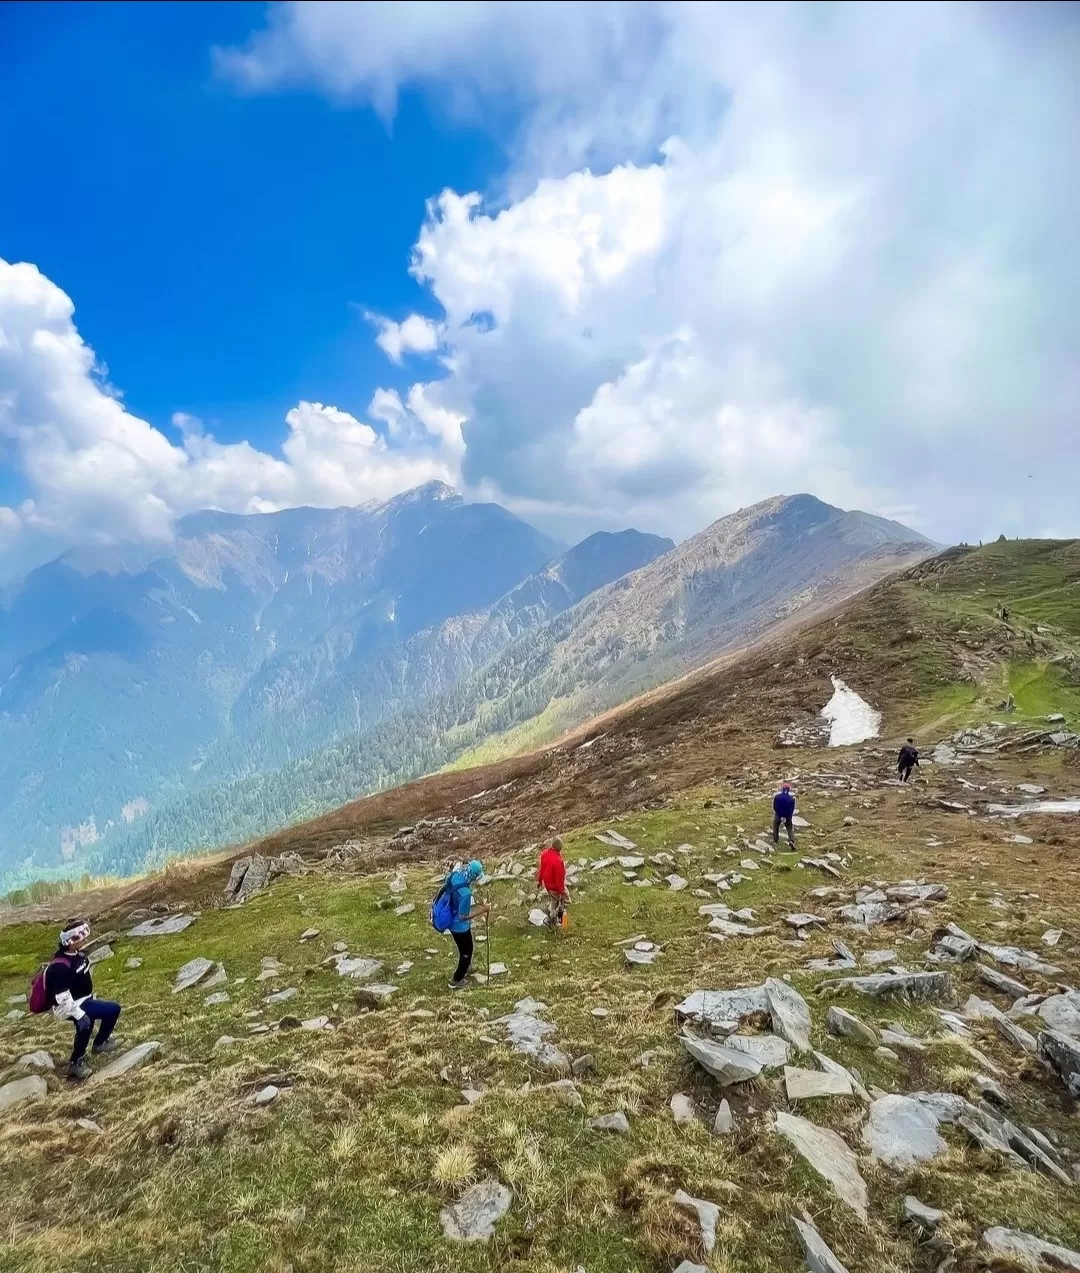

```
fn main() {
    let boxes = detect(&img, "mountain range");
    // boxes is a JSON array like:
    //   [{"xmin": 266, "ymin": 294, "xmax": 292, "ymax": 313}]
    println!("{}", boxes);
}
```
[{"xmin": 0, "ymin": 482, "xmax": 934, "ymax": 887}]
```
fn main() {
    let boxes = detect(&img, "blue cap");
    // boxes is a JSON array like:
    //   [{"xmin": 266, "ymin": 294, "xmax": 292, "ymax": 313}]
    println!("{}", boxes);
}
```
[{"xmin": 467, "ymin": 859, "xmax": 484, "ymax": 881}]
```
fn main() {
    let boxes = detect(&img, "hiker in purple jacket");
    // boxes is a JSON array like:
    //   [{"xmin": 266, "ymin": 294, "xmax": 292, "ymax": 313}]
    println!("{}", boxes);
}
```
[
  {"xmin": 44, "ymin": 918, "xmax": 122, "ymax": 1081},
  {"xmin": 772, "ymin": 782, "xmax": 797, "ymax": 848}
]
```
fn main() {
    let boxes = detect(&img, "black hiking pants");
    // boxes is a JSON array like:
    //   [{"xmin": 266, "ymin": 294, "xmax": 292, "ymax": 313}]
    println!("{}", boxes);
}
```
[
  {"xmin": 772, "ymin": 814, "xmax": 794, "ymax": 847},
  {"xmin": 450, "ymin": 930, "xmax": 474, "ymax": 984},
  {"xmin": 899, "ymin": 763, "xmax": 914, "ymax": 783}
]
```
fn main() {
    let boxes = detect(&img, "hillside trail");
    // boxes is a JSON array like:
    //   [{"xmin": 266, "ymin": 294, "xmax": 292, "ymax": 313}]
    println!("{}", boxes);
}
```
[{"xmin": 2, "ymin": 720, "xmax": 1080, "ymax": 1273}]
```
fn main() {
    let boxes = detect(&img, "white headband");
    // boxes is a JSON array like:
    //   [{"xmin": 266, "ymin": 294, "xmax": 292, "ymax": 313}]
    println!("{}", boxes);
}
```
[{"xmin": 60, "ymin": 922, "xmax": 89, "ymax": 946}]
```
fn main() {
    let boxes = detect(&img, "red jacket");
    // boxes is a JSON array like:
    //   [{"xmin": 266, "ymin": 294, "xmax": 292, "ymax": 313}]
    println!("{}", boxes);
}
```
[{"xmin": 537, "ymin": 847, "xmax": 567, "ymax": 895}]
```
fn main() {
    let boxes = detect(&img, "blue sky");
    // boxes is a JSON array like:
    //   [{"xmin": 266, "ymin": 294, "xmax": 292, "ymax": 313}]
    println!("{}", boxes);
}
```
[
  {"xmin": 0, "ymin": 2, "xmax": 1078, "ymax": 576},
  {"xmin": 0, "ymin": 1, "xmax": 499, "ymax": 456}
]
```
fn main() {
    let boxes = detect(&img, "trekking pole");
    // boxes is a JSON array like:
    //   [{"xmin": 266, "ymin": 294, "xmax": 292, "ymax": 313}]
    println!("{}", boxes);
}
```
[{"xmin": 485, "ymin": 911, "xmax": 491, "ymax": 980}]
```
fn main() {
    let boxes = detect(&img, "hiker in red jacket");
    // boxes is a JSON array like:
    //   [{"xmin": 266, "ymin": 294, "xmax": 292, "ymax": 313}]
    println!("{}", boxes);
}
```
[{"xmin": 537, "ymin": 836, "xmax": 569, "ymax": 928}]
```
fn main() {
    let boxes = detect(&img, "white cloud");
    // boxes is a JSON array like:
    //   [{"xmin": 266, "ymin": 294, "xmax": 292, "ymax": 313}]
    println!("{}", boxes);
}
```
[
  {"xmin": 214, "ymin": 2, "xmax": 1080, "ymax": 546},
  {"xmin": 367, "ymin": 311, "xmax": 443, "ymax": 363},
  {"xmin": 0, "ymin": 259, "xmax": 458, "ymax": 575}
]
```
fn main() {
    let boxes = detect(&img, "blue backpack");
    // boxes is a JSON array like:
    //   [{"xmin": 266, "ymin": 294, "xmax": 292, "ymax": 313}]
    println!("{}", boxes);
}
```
[{"xmin": 430, "ymin": 875, "xmax": 464, "ymax": 933}]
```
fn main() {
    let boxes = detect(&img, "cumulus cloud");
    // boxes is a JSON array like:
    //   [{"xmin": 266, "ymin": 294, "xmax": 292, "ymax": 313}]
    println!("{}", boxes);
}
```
[
  {"xmin": 216, "ymin": 0, "xmax": 1080, "ymax": 545},
  {"xmin": 366, "ymin": 311, "xmax": 443, "ymax": 363},
  {"xmin": 0, "ymin": 259, "xmax": 457, "ymax": 575}
]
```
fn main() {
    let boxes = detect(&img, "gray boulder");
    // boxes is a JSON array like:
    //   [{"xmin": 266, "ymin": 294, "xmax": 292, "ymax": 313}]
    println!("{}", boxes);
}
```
[
  {"xmin": 440, "ymin": 1180, "xmax": 512, "ymax": 1242},
  {"xmin": 589, "ymin": 1111, "xmax": 630, "ymax": 1134},
  {"xmin": 982, "ymin": 1227, "xmax": 1080, "ymax": 1271},
  {"xmin": 724, "ymin": 1033, "xmax": 790, "ymax": 1069},
  {"xmin": 826, "ymin": 1006, "xmax": 879, "ymax": 1046},
  {"xmin": 1037, "ymin": 992, "xmax": 1080, "ymax": 1038},
  {"xmin": 90, "ymin": 1041, "xmax": 161, "ymax": 1083},
  {"xmin": 784, "ymin": 1066, "xmax": 852, "ymax": 1100},
  {"xmin": 1037, "ymin": 1029, "xmax": 1080, "ymax": 1096},
  {"xmin": 680, "ymin": 1034, "xmax": 763, "ymax": 1086},
  {"xmin": 904, "ymin": 1196, "xmax": 944, "ymax": 1229},
  {"xmin": 355, "ymin": 984, "xmax": 398, "ymax": 1010},
  {"xmin": 0, "ymin": 1074, "xmax": 47, "ymax": 1113},
  {"xmin": 791, "ymin": 1211, "xmax": 852, "ymax": 1273},
  {"xmin": 12, "ymin": 1050, "xmax": 54, "ymax": 1073},
  {"xmin": 775, "ymin": 1111, "xmax": 868, "ymax": 1217},
  {"xmin": 766, "ymin": 978, "xmax": 812, "ymax": 1053},
  {"xmin": 673, "ymin": 1188, "xmax": 720, "ymax": 1254},
  {"xmin": 173, "ymin": 957, "xmax": 216, "ymax": 994},
  {"xmin": 819, "ymin": 971, "xmax": 952, "ymax": 1002},
  {"xmin": 861, "ymin": 1094, "xmax": 946, "ymax": 1169},
  {"xmin": 127, "ymin": 914, "xmax": 196, "ymax": 938}
]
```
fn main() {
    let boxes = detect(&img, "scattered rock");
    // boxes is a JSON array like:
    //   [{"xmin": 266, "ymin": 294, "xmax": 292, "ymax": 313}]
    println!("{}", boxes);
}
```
[
  {"xmin": 128, "ymin": 914, "xmax": 196, "ymax": 938},
  {"xmin": 546, "ymin": 1079, "xmax": 584, "ymax": 1110},
  {"xmin": 826, "ymin": 1006, "xmax": 879, "ymax": 1047},
  {"xmin": 301, "ymin": 1016, "xmax": 331, "ymax": 1031},
  {"xmin": 862, "ymin": 1095, "xmax": 946, "ymax": 1169},
  {"xmin": 674, "ymin": 1188, "xmax": 720, "ymax": 1254},
  {"xmin": 981, "ymin": 1227, "xmax": 1080, "ymax": 1271},
  {"xmin": 714, "ymin": 1099, "xmax": 734, "ymax": 1135},
  {"xmin": 680, "ymin": 1034, "xmax": 763, "ymax": 1086},
  {"xmin": 253, "ymin": 1085, "xmax": 279, "ymax": 1106},
  {"xmin": 784, "ymin": 913, "xmax": 826, "ymax": 930},
  {"xmin": 75, "ymin": 1117, "xmax": 104, "ymax": 1133},
  {"xmin": 976, "ymin": 963, "xmax": 1031, "ymax": 998},
  {"xmin": 571, "ymin": 1054, "xmax": 595, "ymax": 1076},
  {"xmin": 765, "ymin": 978, "xmax": 812, "ymax": 1053},
  {"xmin": 813, "ymin": 1051, "xmax": 869, "ymax": 1102},
  {"xmin": 90, "ymin": 1041, "xmax": 161, "ymax": 1083},
  {"xmin": 670, "ymin": 1093, "xmax": 697, "ymax": 1124},
  {"xmin": 214, "ymin": 1035, "xmax": 239, "ymax": 1048},
  {"xmin": 625, "ymin": 948, "xmax": 659, "ymax": 967},
  {"xmin": 0, "ymin": 1074, "xmax": 47, "ymax": 1113},
  {"xmin": 172, "ymin": 957, "xmax": 216, "ymax": 994},
  {"xmin": 666, "ymin": 874, "xmax": 689, "ymax": 892},
  {"xmin": 1036, "ymin": 992, "xmax": 1080, "ymax": 1037},
  {"xmin": 394, "ymin": 903, "xmax": 415, "ymax": 917},
  {"xmin": 675, "ymin": 986, "xmax": 770, "ymax": 1027},
  {"xmin": 265, "ymin": 987, "xmax": 298, "ymax": 1005},
  {"xmin": 496, "ymin": 999, "xmax": 570, "ymax": 1072},
  {"xmin": 87, "ymin": 943, "xmax": 114, "ymax": 965},
  {"xmin": 904, "ymin": 1196, "xmax": 944, "ymax": 1230},
  {"xmin": 775, "ymin": 1111, "xmax": 868, "ymax": 1217},
  {"xmin": 203, "ymin": 992, "xmax": 230, "ymax": 1007},
  {"xmin": 1038, "ymin": 1029, "xmax": 1080, "ymax": 1096},
  {"xmin": 785, "ymin": 1066, "xmax": 852, "ymax": 1100},
  {"xmin": 299, "ymin": 928, "xmax": 320, "ymax": 941},
  {"xmin": 333, "ymin": 956, "xmax": 383, "ymax": 981},
  {"xmin": 528, "ymin": 909, "xmax": 547, "ymax": 927},
  {"xmin": 994, "ymin": 1014, "xmax": 1038, "ymax": 1054},
  {"xmin": 724, "ymin": 1033, "xmax": 790, "ymax": 1069},
  {"xmin": 589, "ymin": 1111, "xmax": 630, "ymax": 1134},
  {"xmin": 12, "ymin": 1050, "xmax": 54, "ymax": 1073},
  {"xmin": 819, "ymin": 971, "xmax": 953, "ymax": 1002},
  {"xmin": 791, "ymin": 1210, "xmax": 852, "ymax": 1273},
  {"xmin": 355, "ymin": 984, "xmax": 398, "ymax": 1010}
]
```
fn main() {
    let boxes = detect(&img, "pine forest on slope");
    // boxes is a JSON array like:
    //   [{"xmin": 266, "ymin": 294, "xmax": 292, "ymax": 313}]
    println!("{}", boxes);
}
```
[{"xmin": 0, "ymin": 483, "xmax": 934, "ymax": 887}]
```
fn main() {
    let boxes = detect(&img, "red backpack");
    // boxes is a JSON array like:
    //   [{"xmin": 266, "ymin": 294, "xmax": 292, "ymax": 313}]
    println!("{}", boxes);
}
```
[{"xmin": 27, "ymin": 953, "xmax": 73, "ymax": 1014}]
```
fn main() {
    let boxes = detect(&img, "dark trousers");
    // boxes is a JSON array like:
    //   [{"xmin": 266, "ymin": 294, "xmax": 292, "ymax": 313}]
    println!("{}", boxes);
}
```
[
  {"xmin": 70, "ymin": 998, "xmax": 121, "ymax": 1063},
  {"xmin": 772, "ymin": 813, "xmax": 794, "ymax": 846},
  {"xmin": 899, "ymin": 764, "xmax": 914, "ymax": 782},
  {"xmin": 450, "ymin": 930, "xmax": 474, "ymax": 984}
]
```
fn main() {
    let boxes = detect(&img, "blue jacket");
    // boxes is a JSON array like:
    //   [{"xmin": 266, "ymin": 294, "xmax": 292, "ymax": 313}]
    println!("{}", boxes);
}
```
[
  {"xmin": 773, "ymin": 790, "xmax": 796, "ymax": 818},
  {"xmin": 447, "ymin": 870, "xmax": 473, "ymax": 933}
]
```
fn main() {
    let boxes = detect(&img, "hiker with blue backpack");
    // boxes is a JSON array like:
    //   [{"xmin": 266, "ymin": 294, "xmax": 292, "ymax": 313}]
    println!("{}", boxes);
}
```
[
  {"xmin": 28, "ymin": 917, "xmax": 122, "ymax": 1081},
  {"xmin": 430, "ymin": 859, "xmax": 488, "ymax": 989}
]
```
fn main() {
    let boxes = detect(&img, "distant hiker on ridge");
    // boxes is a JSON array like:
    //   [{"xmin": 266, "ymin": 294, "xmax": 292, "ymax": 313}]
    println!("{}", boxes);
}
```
[
  {"xmin": 897, "ymin": 738, "xmax": 919, "ymax": 783},
  {"xmin": 537, "ymin": 835, "xmax": 570, "ymax": 929},
  {"xmin": 31, "ymin": 918, "xmax": 121, "ymax": 1082},
  {"xmin": 430, "ymin": 860, "xmax": 488, "ymax": 990},
  {"xmin": 772, "ymin": 782, "xmax": 797, "ymax": 848}
]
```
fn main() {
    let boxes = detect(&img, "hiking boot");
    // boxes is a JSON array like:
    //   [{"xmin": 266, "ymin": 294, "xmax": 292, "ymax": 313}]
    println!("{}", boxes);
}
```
[
  {"xmin": 92, "ymin": 1038, "xmax": 119, "ymax": 1055},
  {"xmin": 67, "ymin": 1058, "xmax": 91, "ymax": 1083},
  {"xmin": 448, "ymin": 979, "xmax": 466, "ymax": 991}
]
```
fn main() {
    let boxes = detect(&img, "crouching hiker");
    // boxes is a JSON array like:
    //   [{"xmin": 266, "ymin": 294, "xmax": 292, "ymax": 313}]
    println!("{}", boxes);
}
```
[
  {"xmin": 30, "ymin": 918, "xmax": 121, "ymax": 1081},
  {"xmin": 430, "ymin": 860, "xmax": 488, "ymax": 990},
  {"xmin": 537, "ymin": 836, "xmax": 569, "ymax": 928},
  {"xmin": 772, "ymin": 781, "xmax": 797, "ymax": 848}
]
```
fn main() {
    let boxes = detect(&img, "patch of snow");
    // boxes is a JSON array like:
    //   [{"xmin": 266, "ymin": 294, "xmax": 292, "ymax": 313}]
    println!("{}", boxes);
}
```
[
  {"xmin": 821, "ymin": 678, "xmax": 881, "ymax": 747},
  {"xmin": 987, "ymin": 799, "xmax": 1080, "ymax": 817}
]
